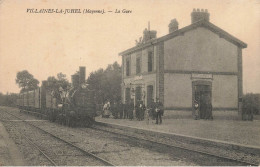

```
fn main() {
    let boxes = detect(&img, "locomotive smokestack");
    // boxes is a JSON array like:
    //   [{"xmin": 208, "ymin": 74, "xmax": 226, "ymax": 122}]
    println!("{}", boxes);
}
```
[
  {"xmin": 79, "ymin": 66, "xmax": 86, "ymax": 85},
  {"xmin": 41, "ymin": 80, "xmax": 48, "ymax": 88},
  {"xmin": 71, "ymin": 74, "xmax": 80, "ymax": 88}
]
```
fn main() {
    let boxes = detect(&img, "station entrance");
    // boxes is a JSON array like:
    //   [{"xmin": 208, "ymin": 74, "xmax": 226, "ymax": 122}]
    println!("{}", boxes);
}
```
[
  {"xmin": 192, "ymin": 81, "xmax": 212, "ymax": 119},
  {"xmin": 125, "ymin": 88, "xmax": 131, "ymax": 104},
  {"xmin": 146, "ymin": 85, "xmax": 153, "ymax": 108},
  {"xmin": 135, "ymin": 86, "xmax": 142, "ymax": 104}
]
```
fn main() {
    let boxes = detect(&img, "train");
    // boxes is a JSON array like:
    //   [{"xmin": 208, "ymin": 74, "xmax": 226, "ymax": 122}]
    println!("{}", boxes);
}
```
[{"xmin": 16, "ymin": 67, "xmax": 96, "ymax": 127}]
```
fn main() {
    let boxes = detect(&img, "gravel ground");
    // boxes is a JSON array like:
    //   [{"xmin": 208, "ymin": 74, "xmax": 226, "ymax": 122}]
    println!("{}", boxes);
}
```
[
  {"xmin": 1, "ymin": 121, "xmax": 53, "ymax": 165},
  {"xmin": 0, "ymin": 107, "xmax": 193, "ymax": 166},
  {"xmin": 0, "ymin": 121, "xmax": 25, "ymax": 166},
  {"xmin": 0, "ymin": 107, "xmax": 250, "ymax": 166},
  {"xmin": 94, "ymin": 123, "xmax": 260, "ymax": 165},
  {"xmin": 0, "ymin": 111, "xmax": 113, "ymax": 166},
  {"xmin": 31, "ymin": 121, "xmax": 190, "ymax": 166}
]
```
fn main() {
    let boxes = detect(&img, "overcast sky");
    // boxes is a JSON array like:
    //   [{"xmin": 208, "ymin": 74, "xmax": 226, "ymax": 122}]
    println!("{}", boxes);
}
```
[{"xmin": 0, "ymin": 0, "xmax": 259, "ymax": 94}]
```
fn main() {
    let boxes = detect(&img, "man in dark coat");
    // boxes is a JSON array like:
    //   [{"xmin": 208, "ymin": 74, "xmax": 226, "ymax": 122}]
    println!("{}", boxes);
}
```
[
  {"xmin": 111, "ymin": 101, "xmax": 118, "ymax": 119},
  {"xmin": 140, "ymin": 102, "xmax": 146, "ymax": 120},
  {"xmin": 151, "ymin": 99, "xmax": 156, "ymax": 120},
  {"xmin": 155, "ymin": 99, "xmax": 163, "ymax": 124},
  {"xmin": 193, "ymin": 100, "xmax": 200, "ymax": 120},
  {"xmin": 128, "ymin": 100, "xmax": 134, "ymax": 120},
  {"xmin": 118, "ymin": 101, "xmax": 124, "ymax": 119},
  {"xmin": 135, "ymin": 101, "xmax": 140, "ymax": 120},
  {"xmin": 124, "ymin": 102, "xmax": 129, "ymax": 119}
]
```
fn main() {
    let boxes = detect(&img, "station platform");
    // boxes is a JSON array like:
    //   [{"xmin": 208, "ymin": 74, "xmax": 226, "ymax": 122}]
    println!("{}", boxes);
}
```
[
  {"xmin": 0, "ymin": 121, "xmax": 25, "ymax": 166},
  {"xmin": 95, "ymin": 110, "xmax": 260, "ymax": 148}
]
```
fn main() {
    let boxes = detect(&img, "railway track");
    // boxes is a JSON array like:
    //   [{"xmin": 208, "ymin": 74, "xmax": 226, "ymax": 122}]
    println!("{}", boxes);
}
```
[
  {"xmin": 1, "ymin": 114, "xmax": 57, "ymax": 166},
  {"xmin": 91, "ymin": 124, "xmax": 259, "ymax": 166},
  {"xmin": 3, "ymin": 108, "xmax": 259, "ymax": 166},
  {"xmin": 1, "ymin": 110, "xmax": 115, "ymax": 166}
]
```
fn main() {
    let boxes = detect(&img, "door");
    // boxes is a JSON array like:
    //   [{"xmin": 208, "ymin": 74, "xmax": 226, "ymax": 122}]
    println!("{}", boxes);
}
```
[
  {"xmin": 147, "ymin": 85, "xmax": 153, "ymax": 108},
  {"xmin": 193, "ymin": 81, "xmax": 212, "ymax": 119},
  {"xmin": 135, "ymin": 86, "xmax": 142, "ymax": 104},
  {"xmin": 125, "ymin": 88, "xmax": 131, "ymax": 104}
]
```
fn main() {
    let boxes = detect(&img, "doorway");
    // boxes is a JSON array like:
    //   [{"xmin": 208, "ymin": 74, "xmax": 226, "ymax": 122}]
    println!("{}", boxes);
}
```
[
  {"xmin": 135, "ymin": 86, "xmax": 142, "ymax": 104},
  {"xmin": 192, "ymin": 81, "xmax": 212, "ymax": 119},
  {"xmin": 125, "ymin": 88, "xmax": 131, "ymax": 104},
  {"xmin": 147, "ymin": 85, "xmax": 153, "ymax": 108}
]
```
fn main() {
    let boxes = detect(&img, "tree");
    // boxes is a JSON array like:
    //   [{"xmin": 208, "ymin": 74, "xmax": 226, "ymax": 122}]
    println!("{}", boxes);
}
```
[
  {"xmin": 0, "ymin": 92, "xmax": 19, "ymax": 106},
  {"xmin": 57, "ymin": 72, "xmax": 67, "ymax": 82},
  {"xmin": 86, "ymin": 62, "xmax": 121, "ymax": 104},
  {"xmin": 102, "ymin": 62, "xmax": 122, "ymax": 103},
  {"xmin": 46, "ymin": 76, "xmax": 58, "ymax": 90},
  {"xmin": 16, "ymin": 70, "xmax": 39, "ymax": 92},
  {"xmin": 46, "ymin": 73, "xmax": 70, "ymax": 92},
  {"xmin": 243, "ymin": 93, "xmax": 260, "ymax": 115},
  {"xmin": 87, "ymin": 68, "xmax": 104, "ymax": 103}
]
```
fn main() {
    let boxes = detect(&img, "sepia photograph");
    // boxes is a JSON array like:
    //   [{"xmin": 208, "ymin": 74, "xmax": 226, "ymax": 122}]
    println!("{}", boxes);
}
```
[{"xmin": 0, "ymin": 0, "xmax": 259, "ymax": 166}]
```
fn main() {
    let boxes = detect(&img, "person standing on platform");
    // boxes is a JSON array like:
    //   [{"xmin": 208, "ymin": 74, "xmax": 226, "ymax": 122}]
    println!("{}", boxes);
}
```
[
  {"xmin": 193, "ymin": 100, "xmax": 200, "ymax": 120},
  {"xmin": 129, "ymin": 99, "xmax": 134, "ymax": 120},
  {"xmin": 135, "ymin": 101, "xmax": 140, "ymax": 120},
  {"xmin": 119, "ymin": 101, "xmax": 124, "ymax": 119},
  {"xmin": 124, "ymin": 102, "xmax": 129, "ymax": 119},
  {"xmin": 140, "ymin": 102, "xmax": 146, "ymax": 120},
  {"xmin": 151, "ymin": 99, "xmax": 156, "ymax": 120},
  {"xmin": 111, "ymin": 101, "xmax": 117, "ymax": 119},
  {"xmin": 155, "ymin": 99, "xmax": 163, "ymax": 124}
]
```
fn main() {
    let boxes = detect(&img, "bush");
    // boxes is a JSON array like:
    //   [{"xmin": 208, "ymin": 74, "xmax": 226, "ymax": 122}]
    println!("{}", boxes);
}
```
[
  {"xmin": 0, "ymin": 93, "xmax": 19, "ymax": 107},
  {"xmin": 242, "ymin": 93, "xmax": 260, "ymax": 115}
]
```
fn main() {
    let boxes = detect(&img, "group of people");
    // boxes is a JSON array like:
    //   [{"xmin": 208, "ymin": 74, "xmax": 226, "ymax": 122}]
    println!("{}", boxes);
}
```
[
  {"xmin": 102, "ymin": 98, "xmax": 164, "ymax": 125},
  {"xmin": 135, "ymin": 101, "xmax": 146, "ymax": 121}
]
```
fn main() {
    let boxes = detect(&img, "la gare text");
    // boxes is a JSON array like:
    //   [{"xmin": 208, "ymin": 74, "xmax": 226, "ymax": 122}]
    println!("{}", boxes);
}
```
[{"xmin": 26, "ymin": 9, "xmax": 132, "ymax": 14}]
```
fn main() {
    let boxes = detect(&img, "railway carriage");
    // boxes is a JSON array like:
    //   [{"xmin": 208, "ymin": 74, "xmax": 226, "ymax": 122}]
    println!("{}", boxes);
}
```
[{"xmin": 16, "ymin": 67, "xmax": 96, "ymax": 127}]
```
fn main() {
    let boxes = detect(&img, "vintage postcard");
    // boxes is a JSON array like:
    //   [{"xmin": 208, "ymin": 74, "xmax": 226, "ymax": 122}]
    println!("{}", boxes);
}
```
[{"xmin": 0, "ymin": 0, "xmax": 259, "ymax": 166}]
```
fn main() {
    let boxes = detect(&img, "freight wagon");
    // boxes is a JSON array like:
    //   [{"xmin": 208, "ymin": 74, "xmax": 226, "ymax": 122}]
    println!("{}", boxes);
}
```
[{"xmin": 16, "ymin": 67, "xmax": 96, "ymax": 127}]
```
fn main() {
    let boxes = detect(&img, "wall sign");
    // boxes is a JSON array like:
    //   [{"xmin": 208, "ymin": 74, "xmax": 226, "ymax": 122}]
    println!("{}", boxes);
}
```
[{"xmin": 191, "ymin": 73, "xmax": 213, "ymax": 79}]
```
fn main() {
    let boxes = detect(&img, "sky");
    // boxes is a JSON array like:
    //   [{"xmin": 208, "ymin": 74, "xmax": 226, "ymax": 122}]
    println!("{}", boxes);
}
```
[{"xmin": 0, "ymin": 0, "xmax": 259, "ymax": 94}]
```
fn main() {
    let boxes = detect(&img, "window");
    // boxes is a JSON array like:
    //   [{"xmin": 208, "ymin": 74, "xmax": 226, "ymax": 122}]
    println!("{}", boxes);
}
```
[
  {"xmin": 136, "ymin": 57, "xmax": 141, "ymax": 74},
  {"xmin": 148, "ymin": 51, "xmax": 153, "ymax": 72},
  {"xmin": 126, "ymin": 59, "xmax": 130, "ymax": 76}
]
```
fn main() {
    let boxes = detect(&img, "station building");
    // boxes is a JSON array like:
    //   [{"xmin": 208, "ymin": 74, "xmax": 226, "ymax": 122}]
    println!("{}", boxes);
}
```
[{"xmin": 119, "ymin": 9, "xmax": 247, "ymax": 114}]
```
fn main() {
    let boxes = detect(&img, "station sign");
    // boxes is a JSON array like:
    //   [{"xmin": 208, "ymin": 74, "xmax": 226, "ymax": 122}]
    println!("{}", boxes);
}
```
[
  {"xmin": 191, "ymin": 73, "xmax": 213, "ymax": 80},
  {"xmin": 134, "ymin": 75, "xmax": 143, "ymax": 81}
]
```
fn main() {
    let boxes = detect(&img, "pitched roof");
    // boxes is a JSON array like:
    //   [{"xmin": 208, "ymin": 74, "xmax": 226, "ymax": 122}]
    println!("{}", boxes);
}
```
[{"xmin": 119, "ymin": 20, "xmax": 247, "ymax": 56}]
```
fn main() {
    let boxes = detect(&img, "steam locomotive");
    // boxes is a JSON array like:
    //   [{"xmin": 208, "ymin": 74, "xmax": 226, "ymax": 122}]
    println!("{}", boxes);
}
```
[{"xmin": 16, "ymin": 67, "xmax": 96, "ymax": 127}]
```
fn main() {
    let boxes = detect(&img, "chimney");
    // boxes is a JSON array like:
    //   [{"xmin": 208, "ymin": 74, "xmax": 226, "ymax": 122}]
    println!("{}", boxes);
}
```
[
  {"xmin": 41, "ymin": 80, "xmax": 48, "ymax": 88},
  {"xmin": 168, "ymin": 19, "xmax": 179, "ymax": 33},
  {"xmin": 143, "ymin": 28, "xmax": 157, "ymax": 43},
  {"xmin": 191, "ymin": 8, "xmax": 210, "ymax": 23},
  {"xmin": 79, "ymin": 66, "xmax": 86, "ymax": 85}
]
